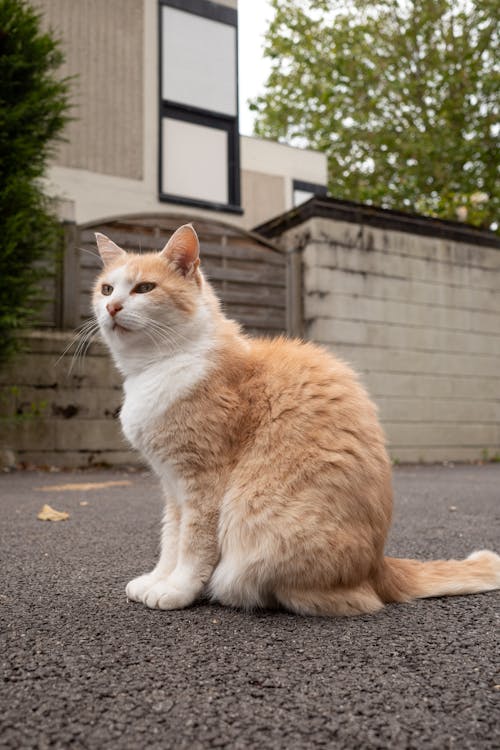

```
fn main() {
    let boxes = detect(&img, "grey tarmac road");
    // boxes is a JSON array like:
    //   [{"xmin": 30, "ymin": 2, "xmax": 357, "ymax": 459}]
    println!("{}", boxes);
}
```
[{"xmin": 1, "ymin": 463, "xmax": 499, "ymax": 750}]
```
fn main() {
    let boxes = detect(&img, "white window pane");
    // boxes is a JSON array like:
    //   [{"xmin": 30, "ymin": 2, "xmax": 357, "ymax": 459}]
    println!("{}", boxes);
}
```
[
  {"xmin": 294, "ymin": 189, "xmax": 314, "ymax": 206},
  {"xmin": 162, "ymin": 6, "xmax": 237, "ymax": 116},
  {"xmin": 162, "ymin": 118, "xmax": 228, "ymax": 204}
]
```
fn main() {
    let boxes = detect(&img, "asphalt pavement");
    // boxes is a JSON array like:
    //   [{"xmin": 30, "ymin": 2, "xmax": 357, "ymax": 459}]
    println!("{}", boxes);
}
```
[{"xmin": 1, "ymin": 463, "xmax": 499, "ymax": 749}]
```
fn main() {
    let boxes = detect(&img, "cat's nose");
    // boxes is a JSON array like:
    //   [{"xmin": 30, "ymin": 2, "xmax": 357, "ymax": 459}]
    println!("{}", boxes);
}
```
[{"xmin": 106, "ymin": 302, "xmax": 123, "ymax": 318}]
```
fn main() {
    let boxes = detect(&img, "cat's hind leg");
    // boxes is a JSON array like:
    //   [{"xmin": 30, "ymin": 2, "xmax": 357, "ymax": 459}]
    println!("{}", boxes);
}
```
[{"xmin": 275, "ymin": 582, "xmax": 384, "ymax": 617}]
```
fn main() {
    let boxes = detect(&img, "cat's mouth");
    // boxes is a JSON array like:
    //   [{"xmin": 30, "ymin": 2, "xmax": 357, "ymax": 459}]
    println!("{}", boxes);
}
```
[{"xmin": 112, "ymin": 322, "xmax": 131, "ymax": 333}]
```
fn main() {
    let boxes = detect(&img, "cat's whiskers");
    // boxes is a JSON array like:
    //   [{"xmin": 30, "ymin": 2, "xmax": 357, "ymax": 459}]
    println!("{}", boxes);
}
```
[
  {"xmin": 142, "ymin": 320, "xmax": 182, "ymax": 349},
  {"xmin": 70, "ymin": 320, "xmax": 99, "ymax": 365},
  {"xmin": 120, "ymin": 311, "xmax": 186, "ymax": 354},
  {"xmin": 79, "ymin": 322, "xmax": 101, "ymax": 362},
  {"xmin": 132, "ymin": 320, "xmax": 168, "ymax": 359},
  {"xmin": 54, "ymin": 318, "xmax": 99, "ymax": 369},
  {"xmin": 118, "ymin": 305, "xmax": 194, "ymax": 346},
  {"xmin": 141, "ymin": 315, "xmax": 196, "ymax": 348},
  {"xmin": 68, "ymin": 319, "xmax": 100, "ymax": 373},
  {"xmin": 111, "ymin": 312, "xmax": 170, "ymax": 354}
]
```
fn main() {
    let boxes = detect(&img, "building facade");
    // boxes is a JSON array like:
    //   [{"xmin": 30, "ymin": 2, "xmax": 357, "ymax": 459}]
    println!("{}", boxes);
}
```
[
  {"xmin": 2, "ymin": 1, "xmax": 498, "ymax": 467},
  {"xmin": 34, "ymin": 0, "xmax": 327, "ymax": 228}
]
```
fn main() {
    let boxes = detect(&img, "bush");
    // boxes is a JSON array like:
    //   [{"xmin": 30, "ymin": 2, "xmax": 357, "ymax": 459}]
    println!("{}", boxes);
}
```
[{"xmin": 0, "ymin": 0, "xmax": 72, "ymax": 363}]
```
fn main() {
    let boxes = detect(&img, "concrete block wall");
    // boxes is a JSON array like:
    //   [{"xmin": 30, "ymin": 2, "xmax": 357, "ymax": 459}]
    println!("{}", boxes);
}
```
[
  {"xmin": 282, "ymin": 217, "xmax": 500, "ymax": 463},
  {"xmin": 0, "ymin": 333, "xmax": 138, "ymax": 468}
]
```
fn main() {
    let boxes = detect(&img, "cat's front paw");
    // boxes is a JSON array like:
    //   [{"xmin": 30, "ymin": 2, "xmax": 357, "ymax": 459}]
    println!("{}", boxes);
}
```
[
  {"xmin": 143, "ymin": 577, "xmax": 199, "ymax": 611},
  {"xmin": 126, "ymin": 572, "xmax": 164, "ymax": 603}
]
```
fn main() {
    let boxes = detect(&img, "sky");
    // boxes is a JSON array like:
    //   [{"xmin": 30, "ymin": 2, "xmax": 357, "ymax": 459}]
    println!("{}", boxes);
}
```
[{"xmin": 237, "ymin": 0, "xmax": 273, "ymax": 135}]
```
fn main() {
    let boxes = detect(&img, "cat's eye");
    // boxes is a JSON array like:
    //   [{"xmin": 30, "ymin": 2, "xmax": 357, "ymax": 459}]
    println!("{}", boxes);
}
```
[
  {"xmin": 132, "ymin": 282, "xmax": 156, "ymax": 294},
  {"xmin": 101, "ymin": 284, "xmax": 113, "ymax": 296}
]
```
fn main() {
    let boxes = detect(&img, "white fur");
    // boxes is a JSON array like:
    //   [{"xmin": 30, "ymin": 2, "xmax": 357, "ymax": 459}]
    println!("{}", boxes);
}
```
[
  {"xmin": 126, "ymin": 565, "xmax": 202, "ymax": 610},
  {"xmin": 119, "ymin": 325, "xmax": 215, "ymax": 503},
  {"xmin": 94, "ymin": 258, "xmax": 218, "ymax": 609},
  {"xmin": 126, "ymin": 568, "xmax": 203, "ymax": 611},
  {"xmin": 126, "ymin": 571, "xmax": 164, "ymax": 602},
  {"xmin": 120, "ymin": 346, "xmax": 209, "ymax": 458},
  {"xmin": 125, "ymin": 502, "xmax": 181, "ymax": 603},
  {"xmin": 143, "ymin": 563, "xmax": 204, "ymax": 610},
  {"xmin": 466, "ymin": 550, "xmax": 500, "ymax": 588},
  {"xmin": 94, "ymin": 264, "xmax": 216, "ymax": 486}
]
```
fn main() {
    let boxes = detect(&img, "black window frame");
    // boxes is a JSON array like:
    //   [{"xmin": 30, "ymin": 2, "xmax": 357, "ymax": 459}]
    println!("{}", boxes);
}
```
[{"xmin": 158, "ymin": 0, "xmax": 241, "ymax": 213}]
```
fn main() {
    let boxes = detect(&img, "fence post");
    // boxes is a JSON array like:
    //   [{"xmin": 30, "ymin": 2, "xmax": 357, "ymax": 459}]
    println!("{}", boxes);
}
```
[
  {"xmin": 286, "ymin": 248, "xmax": 303, "ymax": 339},
  {"xmin": 57, "ymin": 221, "xmax": 80, "ymax": 330}
]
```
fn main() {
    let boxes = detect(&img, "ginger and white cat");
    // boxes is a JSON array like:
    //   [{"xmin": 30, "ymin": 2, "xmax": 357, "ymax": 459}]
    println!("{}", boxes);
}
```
[{"xmin": 93, "ymin": 224, "xmax": 500, "ymax": 616}]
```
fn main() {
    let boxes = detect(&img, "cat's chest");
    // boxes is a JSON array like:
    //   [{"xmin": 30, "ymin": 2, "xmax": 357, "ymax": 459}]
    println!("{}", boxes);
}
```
[
  {"xmin": 120, "ymin": 353, "xmax": 209, "ymax": 455},
  {"xmin": 120, "ymin": 382, "xmax": 161, "ymax": 450}
]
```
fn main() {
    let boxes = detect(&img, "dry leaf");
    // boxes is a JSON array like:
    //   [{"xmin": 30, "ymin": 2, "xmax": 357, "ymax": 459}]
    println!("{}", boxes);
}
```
[
  {"xmin": 36, "ymin": 480, "xmax": 131, "ymax": 492},
  {"xmin": 37, "ymin": 504, "xmax": 69, "ymax": 522}
]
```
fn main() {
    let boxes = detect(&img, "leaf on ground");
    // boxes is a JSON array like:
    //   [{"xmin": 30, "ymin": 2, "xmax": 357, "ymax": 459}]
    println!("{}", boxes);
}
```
[
  {"xmin": 37, "ymin": 504, "xmax": 70, "ymax": 522},
  {"xmin": 36, "ymin": 480, "xmax": 131, "ymax": 492}
]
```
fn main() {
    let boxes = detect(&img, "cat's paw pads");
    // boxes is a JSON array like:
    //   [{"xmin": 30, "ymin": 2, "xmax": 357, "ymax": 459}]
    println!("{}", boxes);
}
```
[
  {"xmin": 143, "ymin": 579, "xmax": 198, "ymax": 610},
  {"xmin": 126, "ymin": 572, "xmax": 164, "ymax": 603}
]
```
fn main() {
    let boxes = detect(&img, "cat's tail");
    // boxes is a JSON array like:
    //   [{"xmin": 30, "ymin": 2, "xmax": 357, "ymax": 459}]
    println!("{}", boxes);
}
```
[{"xmin": 374, "ymin": 550, "xmax": 500, "ymax": 603}]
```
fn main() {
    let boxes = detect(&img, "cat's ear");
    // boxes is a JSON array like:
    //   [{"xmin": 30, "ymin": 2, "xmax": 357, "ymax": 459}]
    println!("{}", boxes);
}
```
[
  {"xmin": 95, "ymin": 233, "xmax": 127, "ymax": 267},
  {"xmin": 160, "ymin": 224, "xmax": 200, "ymax": 277}
]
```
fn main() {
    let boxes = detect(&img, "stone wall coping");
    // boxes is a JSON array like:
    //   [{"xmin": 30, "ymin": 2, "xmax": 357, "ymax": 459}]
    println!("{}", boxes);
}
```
[{"xmin": 256, "ymin": 196, "xmax": 500, "ymax": 250}]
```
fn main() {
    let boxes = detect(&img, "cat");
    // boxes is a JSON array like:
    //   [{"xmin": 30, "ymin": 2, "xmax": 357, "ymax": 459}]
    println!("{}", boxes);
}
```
[{"xmin": 92, "ymin": 224, "xmax": 500, "ymax": 616}]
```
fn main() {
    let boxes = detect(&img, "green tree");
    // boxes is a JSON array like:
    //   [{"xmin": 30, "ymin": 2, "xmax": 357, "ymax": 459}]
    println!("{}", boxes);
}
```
[
  {"xmin": 251, "ymin": 0, "xmax": 499, "ymax": 229},
  {"xmin": 0, "ymin": 0, "xmax": 72, "ymax": 363}
]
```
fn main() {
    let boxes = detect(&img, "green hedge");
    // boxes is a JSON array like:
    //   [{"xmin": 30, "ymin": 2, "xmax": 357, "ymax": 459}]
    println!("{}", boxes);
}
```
[{"xmin": 0, "ymin": 0, "xmax": 72, "ymax": 363}]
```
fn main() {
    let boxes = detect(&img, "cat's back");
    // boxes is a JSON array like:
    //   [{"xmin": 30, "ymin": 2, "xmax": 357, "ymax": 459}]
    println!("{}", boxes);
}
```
[
  {"xmin": 249, "ymin": 335, "xmax": 352, "ymax": 379},
  {"xmin": 224, "ymin": 334, "xmax": 387, "ymax": 467},
  {"xmin": 247, "ymin": 335, "xmax": 376, "ymax": 417}
]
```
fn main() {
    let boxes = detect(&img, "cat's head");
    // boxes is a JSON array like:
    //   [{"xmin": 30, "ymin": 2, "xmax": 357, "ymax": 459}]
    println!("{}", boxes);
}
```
[{"xmin": 93, "ymin": 224, "xmax": 215, "ymax": 369}]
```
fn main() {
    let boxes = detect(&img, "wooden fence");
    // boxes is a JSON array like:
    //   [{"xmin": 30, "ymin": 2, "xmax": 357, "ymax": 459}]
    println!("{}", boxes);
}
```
[{"xmin": 52, "ymin": 214, "xmax": 292, "ymax": 337}]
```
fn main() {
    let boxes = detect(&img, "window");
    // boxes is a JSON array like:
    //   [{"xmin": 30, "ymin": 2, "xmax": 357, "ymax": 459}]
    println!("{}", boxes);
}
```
[
  {"xmin": 159, "ymin": 0, "xmax": 241, "ymax": 212},
  {"xmin": 293, "ymin": 180, "xmax": 328, "ymax": 207}
]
